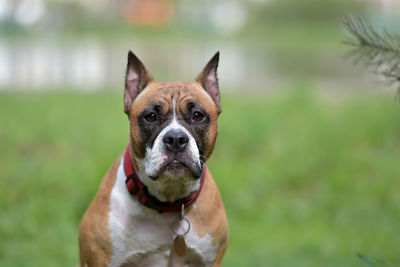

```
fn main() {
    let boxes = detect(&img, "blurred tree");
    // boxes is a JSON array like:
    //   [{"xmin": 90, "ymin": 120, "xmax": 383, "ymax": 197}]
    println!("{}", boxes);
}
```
[{"xmin": 343, "ymin": 15, "xmax": 400, "ymax": 93}]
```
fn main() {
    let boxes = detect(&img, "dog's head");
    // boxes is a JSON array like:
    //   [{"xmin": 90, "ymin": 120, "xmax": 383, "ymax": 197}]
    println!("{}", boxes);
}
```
[{"xmin": 124, "ymin": 51, "xmax": 221, "ymax": 184}]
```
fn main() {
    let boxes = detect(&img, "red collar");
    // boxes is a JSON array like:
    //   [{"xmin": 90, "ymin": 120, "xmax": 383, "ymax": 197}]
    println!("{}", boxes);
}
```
[{"xmin": 124, "ymin": 145, "xmax": 206, "ymax": 213}]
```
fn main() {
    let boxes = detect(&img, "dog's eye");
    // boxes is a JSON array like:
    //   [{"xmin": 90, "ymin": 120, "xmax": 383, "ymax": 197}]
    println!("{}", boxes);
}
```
[
  {"xmin": 144, "ymin": 112, "xmax": 157, "ymax": 122},
  {"xmin": 192, "ymin": 111, "xmax": 205, "ymax": 122}
]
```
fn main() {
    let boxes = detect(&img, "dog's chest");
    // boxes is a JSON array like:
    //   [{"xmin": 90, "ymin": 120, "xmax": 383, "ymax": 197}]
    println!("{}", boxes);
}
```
[{"xmin": 108, "ymin": 159, "xmax": 218, "ymax": 267}]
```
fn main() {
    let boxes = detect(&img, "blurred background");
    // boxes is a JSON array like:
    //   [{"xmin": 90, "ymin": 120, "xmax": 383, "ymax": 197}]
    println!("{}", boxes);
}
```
[{"xmin": 1, "ymin": 0, "xmax": 400, "ymax": 266}]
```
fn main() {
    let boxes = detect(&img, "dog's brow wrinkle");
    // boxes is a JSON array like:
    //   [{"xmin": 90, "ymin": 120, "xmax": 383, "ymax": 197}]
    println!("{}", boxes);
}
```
[
  {"xmin": 179, "ymin": 96, "xmax": 191, "ymax": 104},
  {"xmin": 158, "ymin": 86, "xmax": 177, "ymax": 91}
]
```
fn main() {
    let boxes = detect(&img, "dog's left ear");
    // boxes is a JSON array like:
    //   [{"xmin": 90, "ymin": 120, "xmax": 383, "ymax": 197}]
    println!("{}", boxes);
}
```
[
  {"xmin": 124, "ymin": 51, "xmax": 154, "ymax": 115},
  {"xmin": 196, "ymin": 52, "xmax": 221, "ymax": 113}
]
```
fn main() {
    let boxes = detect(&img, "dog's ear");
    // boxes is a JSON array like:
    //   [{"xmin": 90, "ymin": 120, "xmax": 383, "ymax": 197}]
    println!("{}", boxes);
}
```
[
  {"xmin": 196, "ymin": 52, "xmax": 221, "ymax": 113},
  {"xmin": 124, "ymin": 51, "xmax": 154, "ymax": 114}
]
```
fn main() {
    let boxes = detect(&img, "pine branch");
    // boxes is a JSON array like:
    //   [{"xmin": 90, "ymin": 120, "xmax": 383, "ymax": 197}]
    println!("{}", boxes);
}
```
[{"xmin": 343, "ymin": 15, "xmax": 400, "ymax": 94}]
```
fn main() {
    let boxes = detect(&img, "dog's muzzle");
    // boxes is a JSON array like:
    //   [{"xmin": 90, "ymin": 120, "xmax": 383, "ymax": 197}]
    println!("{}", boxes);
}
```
[{"xmin": 163, "ymin": 129, "xmax": 189, "ymax": 153}]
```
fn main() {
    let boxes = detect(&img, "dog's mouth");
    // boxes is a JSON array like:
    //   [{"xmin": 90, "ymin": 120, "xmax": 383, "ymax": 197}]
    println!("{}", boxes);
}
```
[
  {"xmin": 148, "ymin": 155, "xmax": 203, "ymax": 180},
  {"xmin": 166, "ymin": 159, "xmax": 186, "ymax": 168},
  {"xmin": 164, "ymin": 159, "xmax": 187, "ymax": 173}
]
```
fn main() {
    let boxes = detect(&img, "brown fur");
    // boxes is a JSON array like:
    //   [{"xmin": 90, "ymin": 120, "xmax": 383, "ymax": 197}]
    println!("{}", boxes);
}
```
[
  {"xmin": 79, "ymin": 156, "xmax": 122, "ymax": 266},
  {"xmin": 187, "ymin": 171, "xmax": 229, "ymax": 266}
]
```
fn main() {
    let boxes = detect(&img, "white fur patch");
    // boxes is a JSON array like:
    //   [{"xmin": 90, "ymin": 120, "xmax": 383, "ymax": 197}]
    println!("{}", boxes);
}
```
[{"xmin": 108, "ymin": 158, "xmax": 218, "ymax": 267}]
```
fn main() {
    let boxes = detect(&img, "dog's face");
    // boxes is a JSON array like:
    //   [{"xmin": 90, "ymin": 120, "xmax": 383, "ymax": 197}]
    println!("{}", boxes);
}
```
[{"xmin": 124, "ymin": 52, "xmax": 221, "ymax": 182}]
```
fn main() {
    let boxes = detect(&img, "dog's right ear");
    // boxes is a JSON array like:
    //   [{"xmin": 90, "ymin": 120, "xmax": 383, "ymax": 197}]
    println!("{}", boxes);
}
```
[{"xmin": 124, "ymin": 51, "xmax": 154, "ymax": 114}]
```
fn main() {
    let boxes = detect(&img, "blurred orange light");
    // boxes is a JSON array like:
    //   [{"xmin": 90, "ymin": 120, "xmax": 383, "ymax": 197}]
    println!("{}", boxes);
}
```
[{"xmin": 122, "ymin": 0, "xmax": 175, "ymax": 28}]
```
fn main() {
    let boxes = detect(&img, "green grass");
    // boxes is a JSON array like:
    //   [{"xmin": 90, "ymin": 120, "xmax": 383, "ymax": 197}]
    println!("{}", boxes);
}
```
[{"xmin": 1, "ymin": 88, "xmax": 399, "ymax": 266}]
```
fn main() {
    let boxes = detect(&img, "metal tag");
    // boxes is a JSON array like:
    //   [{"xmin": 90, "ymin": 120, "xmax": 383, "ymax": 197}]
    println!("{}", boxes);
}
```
[{"xmin": 174, "ymin": 234, "xmax": 188, "ymax": 257}]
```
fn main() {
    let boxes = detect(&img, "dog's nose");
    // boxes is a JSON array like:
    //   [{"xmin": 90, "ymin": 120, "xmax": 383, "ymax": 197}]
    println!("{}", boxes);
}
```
[{"xmin": 163, "ymin": 130, "xmax": 189, "ymax": 152}]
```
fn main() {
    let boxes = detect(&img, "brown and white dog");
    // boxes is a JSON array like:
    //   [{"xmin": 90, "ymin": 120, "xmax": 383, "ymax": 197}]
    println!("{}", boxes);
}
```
[{"xmin": 79, "ymin": 51, "xmax": 229, "ymax": 266}]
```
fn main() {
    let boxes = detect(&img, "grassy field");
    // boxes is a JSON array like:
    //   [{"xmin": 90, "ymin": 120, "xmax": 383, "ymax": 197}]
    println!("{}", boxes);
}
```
[{"xmin": 1, "ymin": 88, "xmax": 400, "ymax": 266}]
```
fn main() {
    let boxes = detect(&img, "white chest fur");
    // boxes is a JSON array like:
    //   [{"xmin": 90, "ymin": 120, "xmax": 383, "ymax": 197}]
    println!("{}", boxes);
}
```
[{"xmin": 108, "ymin": 157, "xmax": 218, "ymax": 267}]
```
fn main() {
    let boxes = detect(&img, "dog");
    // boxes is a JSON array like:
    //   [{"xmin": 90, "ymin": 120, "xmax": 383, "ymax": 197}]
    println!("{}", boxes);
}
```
[{"xmin": 79, "ymin": 51, "xmax": 229, "ymax": 266}]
